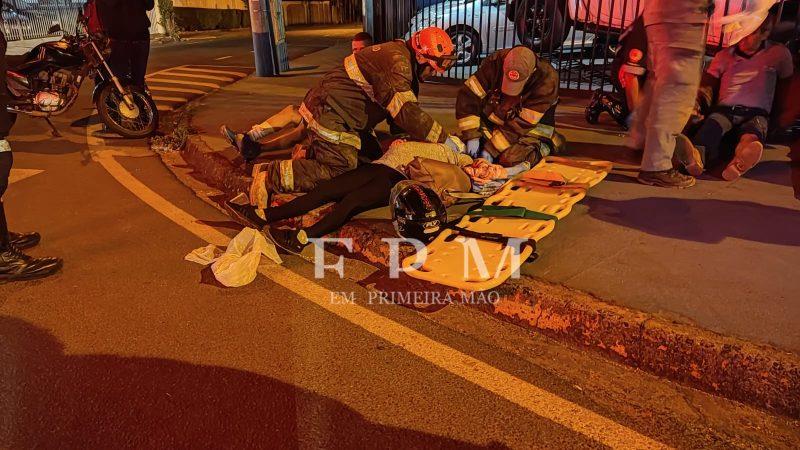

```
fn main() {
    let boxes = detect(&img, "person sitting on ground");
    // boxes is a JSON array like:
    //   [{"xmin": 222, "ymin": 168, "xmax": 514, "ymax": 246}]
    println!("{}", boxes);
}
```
[
  {"xmin": 220, "ymin": 31, "xmax": 383, "ymax": 163},
  {"xmin": 585, "ymin": 16, "xmax": 647, "ymax": 130},
  {"xmin": 224, "ymin": 138, "xmax": 529, "ymax": 254},
  {"xmin": 351, "ymin": 31, "xmax": 373, "ymax": 53},
  {"xmin": 675, "ymin": 13, "xmax": 793, "ymax": 180},
  {"xmin": 455, "ymin": 46, "xmax": 563, "ymax": 168}
]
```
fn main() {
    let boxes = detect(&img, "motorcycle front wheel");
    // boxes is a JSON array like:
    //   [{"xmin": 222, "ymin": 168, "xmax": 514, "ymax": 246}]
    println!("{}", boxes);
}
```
[{"xmin": 96, "ymin": 84, "xmax": 158, "ymax": 139}]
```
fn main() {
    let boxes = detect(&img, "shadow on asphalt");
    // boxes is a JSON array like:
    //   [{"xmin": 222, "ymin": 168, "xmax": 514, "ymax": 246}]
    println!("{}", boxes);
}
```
[
  {"xmin": 0, "ymin": 316, "xmax": 507, "ymax": 449},
  {"xmin": 585, "ymin": 196, "xmax": 800, "ymax": 246}
]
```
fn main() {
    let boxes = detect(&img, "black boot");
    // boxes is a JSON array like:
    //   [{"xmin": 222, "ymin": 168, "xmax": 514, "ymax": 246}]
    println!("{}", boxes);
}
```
[
  {"xmin": 585, "ymin": 90, "xmax": 603, "ymax": 124},
  {"xmin": 223, "ymin": 200, "xmax": 268, "ymax": 230},
  {"xmin": 0, "ymin": 244, "xmax": 63, "ymax": 282},
  {"xmin": 604, "ymin": 93, "xmax": 630, "ymax": 130},
  {"xmin": 9, "ymin": 231, "xmax": 40, "ymax": 250}
]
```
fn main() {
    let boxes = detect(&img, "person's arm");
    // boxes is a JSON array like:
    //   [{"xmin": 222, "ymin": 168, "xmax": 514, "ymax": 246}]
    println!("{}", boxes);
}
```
[
  {"xmin": 370, "ymin": 52, "xmax": 447, "ymax": 144},
  {"xmin": 455, "ymin": 51, "xmax": 501, "ymax": 141},
  {"xmin": 623, "ymin": 74, "xmax": 641, "ymax": 113}
]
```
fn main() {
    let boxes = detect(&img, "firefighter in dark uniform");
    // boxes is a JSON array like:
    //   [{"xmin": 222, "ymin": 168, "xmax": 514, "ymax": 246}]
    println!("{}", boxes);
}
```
[
  {"xmin": 252, "ymin": 26, "xmax": 459, "ymax": 197},
  {"xmin": 0, "ymin": 29, "xmax": 62, "ymax": 282},
  {"xmin": 586, "ymin": 16, "xmax": 648, "ymax": 130},
  {"xmin": 455, "ymin": 46, "xmax": 561, "ymax": 168}
]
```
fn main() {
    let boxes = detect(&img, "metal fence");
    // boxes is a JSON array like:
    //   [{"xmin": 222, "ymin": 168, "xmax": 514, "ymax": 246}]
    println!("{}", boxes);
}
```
[
  {"xmin": 374, "ymin": 0, "xmax": 799, "ymax": 91},
  {"xmin": 1, "ymin": 0, "xmax": 85, "ymax": 41}
]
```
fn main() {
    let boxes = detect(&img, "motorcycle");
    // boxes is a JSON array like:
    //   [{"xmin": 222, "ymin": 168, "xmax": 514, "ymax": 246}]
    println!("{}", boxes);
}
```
[{"xmin": 5, "ymin": 19, "xmax": 158, "ymax": 139}]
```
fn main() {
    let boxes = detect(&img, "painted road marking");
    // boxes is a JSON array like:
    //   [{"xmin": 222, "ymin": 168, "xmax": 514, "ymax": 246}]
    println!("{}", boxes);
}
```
[
  {"xmin": 88, "ymin": 135, "xmax": 668, "ymax": 450},
  {"xmin": 157, "ymin": 71, "xmax": 235, "ymax": 82},
  {"xmin": 152, "ymin": 95, "xmax": 189, "ymax": 103},
  {"xmin": 9, "ymin": 168, "xmax": 43, "ymax": 185},
  {"xmin": 147, "ymin": 78, "xmax": 221, "ymax": 89},
  {"xmin": 170, "ymin": 66, "xmax": 249, "ymax": 78},
  {"xmin": 214, "ymin": 55, "xmax": 233, "ymax": 61},
  {"xmin": 156, "ymin": 105, "xmax": 174, "ymax": 112},
  {"xmin": 148, "ymin": 86, "xmax": 206, "ymax": 95}
]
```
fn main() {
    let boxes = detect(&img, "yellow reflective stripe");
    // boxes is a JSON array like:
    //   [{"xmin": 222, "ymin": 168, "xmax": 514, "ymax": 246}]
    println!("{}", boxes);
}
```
[
  {"xmin": 520, "ymin": 108, "xmax": 544, "ymax": 125},
  {"xmin": 344, "ymin": 53, "xmax": 377, "ymax": 102},
  {"xmin": 465, "ymin": 75, "xmax": 486, "ymax": 99},
  {"xmin": 387, "ymin": 90, "xmax": 418, "ymax": 118},
  {"xmin": 528, "ymin": 123, "xmax": 555, "ymax": 139},
  {"xmin": 299, "ymin": 102, "xmax": 362, "ymax": 150},
  {"xmin": 425, "ymin": 121, "xmax": 443, "ymax": 143},
  {"xmin": 458, "ymin": 115, "xmax": 481, "ymax": 131},
  {"xmin": 279, "ymin": 159, "xmax": 294, "ymax": 192},
  {"xmin": 488, "ymin": 113, "xmax": 505, "ymax": 125},
  {"xmin": 490, "ymin": 129, "xmax": 511, "ymax": 151}
]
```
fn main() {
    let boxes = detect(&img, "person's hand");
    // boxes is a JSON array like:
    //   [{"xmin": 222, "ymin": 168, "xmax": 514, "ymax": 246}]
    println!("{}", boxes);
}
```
[
  {"xmin": 465, "ymin": 138, "xmax": 480, "ymax": 158},
  {"xmin": 444, "ymin": 135, "xmax": 465, "ymax": 154}
]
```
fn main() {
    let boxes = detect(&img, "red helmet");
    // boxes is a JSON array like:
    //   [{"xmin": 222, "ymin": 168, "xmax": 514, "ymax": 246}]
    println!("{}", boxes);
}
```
[{"xmin": 410, "ymin": 27, "xmax": 457, "ymax": 73}]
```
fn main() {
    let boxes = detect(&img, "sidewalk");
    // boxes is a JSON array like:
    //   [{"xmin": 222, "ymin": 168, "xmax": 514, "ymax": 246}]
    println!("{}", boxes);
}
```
[{"xmin": 168, "ymin": 42, "xmax": 800, "ymax": 416}]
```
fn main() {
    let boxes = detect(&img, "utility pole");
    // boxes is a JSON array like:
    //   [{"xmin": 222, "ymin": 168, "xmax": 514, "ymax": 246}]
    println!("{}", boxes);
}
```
[{"xmin": 248, "ymin": 0, "xmax": 279, "ymax": 76}]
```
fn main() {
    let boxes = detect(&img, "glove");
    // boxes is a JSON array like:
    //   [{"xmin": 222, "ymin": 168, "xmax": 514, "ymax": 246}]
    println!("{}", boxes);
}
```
[
  {"xmin": 479, "ymin": 149, "xmax": 494, "ymax": 162},
  {"xmin": 444, "ymin": 135, "xmax": 465, "ymax": 154},
  {"xmin": 0, "ymin": 140, "xmax": 11, "ymax": 153},
  {"xmin": 505, "ymin": 161, "xmax": 531, "ymax": 178},
  {"xmin": 465, "ymin": 138, "xmax": 481, "ymax": 158}
]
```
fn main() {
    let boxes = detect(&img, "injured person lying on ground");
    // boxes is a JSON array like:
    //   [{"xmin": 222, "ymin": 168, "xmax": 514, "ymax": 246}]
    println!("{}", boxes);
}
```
[
  {"xmin": 223, "ymin": 137, "xmax": 530, "ymax": 255},
  {"xmin": 673, "ymin": 11, "xmax": 794, "ymax": 181}
]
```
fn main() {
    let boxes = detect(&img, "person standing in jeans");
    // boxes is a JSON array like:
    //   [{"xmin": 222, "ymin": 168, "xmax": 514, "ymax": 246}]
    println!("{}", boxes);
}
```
[
  {"xmin": 629, "ymin": 0, "xmax": 714, "ymax": 188},
  {"xmin": 98, "ymin": 0, "xmax": 155, "ymax": 87},
  {"xmin": 0, "ymin": 29, "xmax": 63, "ymax": 282}
]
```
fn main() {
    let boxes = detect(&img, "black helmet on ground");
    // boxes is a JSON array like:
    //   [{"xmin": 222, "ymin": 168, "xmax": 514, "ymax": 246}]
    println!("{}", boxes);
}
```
[{"xmin": 390, "ymin": 180, "xmax": 447, "ymax": 243}]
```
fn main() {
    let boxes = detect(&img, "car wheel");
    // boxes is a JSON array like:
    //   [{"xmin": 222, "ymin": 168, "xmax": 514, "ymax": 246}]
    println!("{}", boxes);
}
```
[
  {"xmin": 447, "ymin": 26, "xmax": 481, "ymax": 67},
  {"xmin": 514, "ymin": 0, "xmax": 570, "ymax": 52}
]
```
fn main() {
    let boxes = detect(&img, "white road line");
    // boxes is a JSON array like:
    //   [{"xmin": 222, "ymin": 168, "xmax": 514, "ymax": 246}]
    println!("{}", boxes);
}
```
[
  {"xmin": 152, "ymin": 95, "xmax": 189, "ymax": 102},
  {"xmin": 214, "ymin": 55, "xmax": 233, "ymax": 61},
  {"xmin": 156, "ymin": 105, "xmax": 174, "ymax": 112},
  {"xmin": 148, "ymin": 86, "xmax": 206, "ymax": 95},
  {"xmin": 9, "ymin": 168, "xmax": 44, "ymax": 184},
  {"xmin": 146, "ymin": 65, "xmax": 187, "ymax": 79},
  {"xmin": 147, "ymin": 78, "xmax": 221, "ymax": 89},
  {"xmin": 172, "ymin": 66, "xmax": 248, "ymax": 77},
  {"xmin": 157, "ymin": 71, "xmax": 235, "ymax": 82},
  {"xmin": 88, "ymin": 139, "xmax": 669, "ymax": 450}
]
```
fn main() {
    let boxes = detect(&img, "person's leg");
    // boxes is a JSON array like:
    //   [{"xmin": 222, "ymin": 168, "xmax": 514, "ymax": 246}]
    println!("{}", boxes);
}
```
[
  {"xmin": 638, "ymin": 24, "xmax": 705, "ymax": 187},
  {"xmin": 266, "ymin": 164, "xmax": 383, "ymax": 223},
  {"xmin": 690, "ymin": 112, "xmax": 734, "ymax": 167},
  {"xmin": 108, "ymin": 40, "xmax": 132, "ymax": 80},
  {"xmin": 130, "ymin": 40, "xmax": 150, "ymax": 87},
  {"xmin": 304, "ymin": 165, "xmax": 404, "ymax": 238},
  {"xmin": 248, "ymin": 105, "xmax": 303, "ymax": 141},
  {"xmin": 265, "ymin": 137, "xmax": 359, "ymax": 193},
  {"xmin": 723, "ymin": 115, "xmax": 768, "ymax": 180}
]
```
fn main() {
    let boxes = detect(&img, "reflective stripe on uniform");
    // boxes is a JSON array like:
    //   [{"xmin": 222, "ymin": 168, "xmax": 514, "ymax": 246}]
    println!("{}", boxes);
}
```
[
  {"xmin": 520, "ymin": 108, "xmax": 544, "ymax": 125},
  {"xmin": 279, "ymin": 159, "xmax": 294, "ymax": 192},
  {"xmin": 344, "ymin": 53, "xmax": 377, "ymax": 102},
  {"xmin": 490, "ymin": 129, "xmax": 511, "ymax": 151},
  {"xmin": 0, "ymin": 140, "xmax": 10, "ymax": 153},
  {"xmin": 465, "ymin": 75, "xmax": 486, "ymax": 99},
  {"xmin": 425, "ymin": 121, "xmax": 443, "ymax": 143},
  {"xmin": 457, "ymin": 115, "xmax": 481, "ymax": 131},
  {"xmin": 387, "ymin": 90, "xmax": 418, "ymax": 118},
  {"xmin": 298, "ymin": 103, "xmax": 362, "ymax": 150},
  {"xmin": 527, "ymin": 123, "xmax": 555, "ymax": 140},
  {"xmin": 488, "ymin": 113, "xmax": 504, "ymax": 125}
]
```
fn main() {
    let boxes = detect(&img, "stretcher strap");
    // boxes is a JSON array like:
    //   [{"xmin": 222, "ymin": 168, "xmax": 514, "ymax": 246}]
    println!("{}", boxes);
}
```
[
  {"xmin": 540, "ymin": 156, "xmax": 612, "ymax": 171},
  {"xmin": 469, "ymin": 205, "xmax": 559, "ymax": 222}
]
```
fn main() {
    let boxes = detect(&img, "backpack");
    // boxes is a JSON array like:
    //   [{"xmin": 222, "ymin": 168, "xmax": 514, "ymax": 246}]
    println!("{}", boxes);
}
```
[{"xmin": 83, "ymin": 0, "xmax": 104, "ymax": 34}]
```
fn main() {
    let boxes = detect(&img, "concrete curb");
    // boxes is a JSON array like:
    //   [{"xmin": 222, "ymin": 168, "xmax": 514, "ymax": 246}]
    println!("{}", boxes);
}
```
[{"xmin": 172, "ymin": 132, "xmax": 800, "ymax": 418}]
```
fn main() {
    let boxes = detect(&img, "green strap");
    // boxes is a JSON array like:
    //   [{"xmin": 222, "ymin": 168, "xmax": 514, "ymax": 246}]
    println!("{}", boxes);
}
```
[{"xmin": 469, "ymin": 205, "xmax": 558, "ymax": 222}]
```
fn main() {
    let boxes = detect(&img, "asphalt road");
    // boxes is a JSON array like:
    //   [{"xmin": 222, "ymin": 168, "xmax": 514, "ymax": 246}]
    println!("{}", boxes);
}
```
[{"xmin": 1, "ymin": 26, "xmax": 798, "ymax": 449}]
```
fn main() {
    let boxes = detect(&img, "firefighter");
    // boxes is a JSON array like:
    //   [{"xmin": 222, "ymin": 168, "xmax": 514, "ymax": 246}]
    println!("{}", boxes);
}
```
[
  {"xmin": 249, "ymin": 26, "xmax": 459, "ymax": 199},
  {"xmin": 455, "ymin": 46, "xmax": 562, "ymax": 168}
]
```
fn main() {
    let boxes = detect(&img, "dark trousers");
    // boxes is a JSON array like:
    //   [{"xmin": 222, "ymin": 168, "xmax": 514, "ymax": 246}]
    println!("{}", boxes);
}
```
[
  {"xmin": 691, "ymin": 107, "xmax": 769, "ymax": 167},
  {"xmin": 267, "ymin": 163, "xmax": 405, "ymax": 238},
  {"xmin": 109, "ymin": 39, "xmax": 150, "ymax": 87},
  {"xmin": 0, "ymin": 30, "xmax": 13, "ymax": 248}
]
